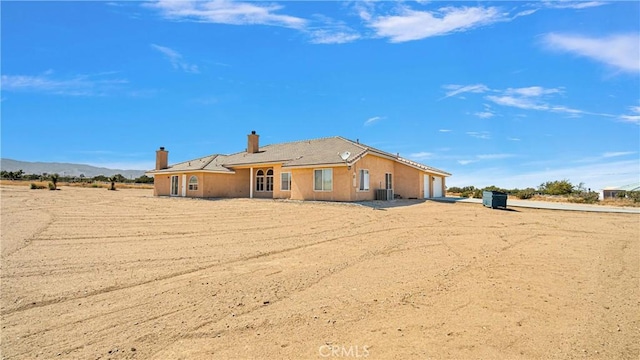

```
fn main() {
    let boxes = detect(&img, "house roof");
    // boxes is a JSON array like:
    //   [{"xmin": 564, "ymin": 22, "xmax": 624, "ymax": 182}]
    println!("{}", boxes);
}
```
[
  {"xmin": 602, "ymin": 182, "xmax": 640, "ymax": 191},
  {"xmin": 148, "ymin": 136, "xmax": 451, "ymax": 176}
]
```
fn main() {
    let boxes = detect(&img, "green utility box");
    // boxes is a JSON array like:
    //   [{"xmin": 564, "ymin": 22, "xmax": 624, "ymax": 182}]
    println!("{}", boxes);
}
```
[{"xmin": 483, "ymin": 191, "xmax": 507, "ymax": 209}]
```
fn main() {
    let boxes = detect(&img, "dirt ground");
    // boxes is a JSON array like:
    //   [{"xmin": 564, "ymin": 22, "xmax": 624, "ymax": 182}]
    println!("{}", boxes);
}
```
[{"xmin": 1, "ymin": 185, "xmax": 638, "ymax": 359}]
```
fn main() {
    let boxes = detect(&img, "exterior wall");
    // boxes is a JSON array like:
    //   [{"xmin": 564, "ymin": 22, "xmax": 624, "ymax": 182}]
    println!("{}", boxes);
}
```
[
  {"xmin": 271, "ymin": 164, "xmax": 292, "ymax": 200},
  {"xmin": 154, "ymin": 174, "xmax": 172, "ymax": 196},
  {"xmin": 349, "ymin": 154, "xmax": 396, "ymax": 201},
  {"xmin": 202, "ymin": 169, "xmax": 250, "ymax": 198},
  {"xmin": 394, "ymin": 162, "xmax": 421, "ymax": 199},
  {"xmin": 185, "ymin": 173, "xmax": 204, "ymax": 198},
  {"xmin": 290, "ymin": 167, "xmax": 353, "ymax": 201}
]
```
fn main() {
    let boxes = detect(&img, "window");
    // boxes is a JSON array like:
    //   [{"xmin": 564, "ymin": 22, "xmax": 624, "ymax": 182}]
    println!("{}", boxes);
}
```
[
  {"xmin": 385, "ymin": 173, "xmax": 393, "ymax": 190},
  {"xmin": 256, "ymin": 170, "xmax": 265, "ymax": 191},
  {"xmin": 281, "ymin": 172, "xmax": 291, "ymax": 191},
  {"xmin": 266, "ymin": 169, "xmax": 274, "ymax": 192},
  {"xmin": 314, "ymin": 169, "xmax": 333, "ymax": 191},
  {"xmin": 359, "ymin": 169, "xmax": 369, "ymax": 191},
  {"xmin": 188, "ymin": 175, "xmax": 198, "ymax": 191}
]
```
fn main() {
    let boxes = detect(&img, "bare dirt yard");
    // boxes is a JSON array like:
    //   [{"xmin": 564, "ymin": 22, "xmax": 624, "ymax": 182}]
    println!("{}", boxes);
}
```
[{"xmin": 1, "ymin": 185, "xmax": 638, "ymax": 359}]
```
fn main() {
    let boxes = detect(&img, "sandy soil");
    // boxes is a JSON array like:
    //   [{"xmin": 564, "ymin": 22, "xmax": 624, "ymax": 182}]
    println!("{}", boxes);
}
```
[{"xmin": 1, "ymin": 185, "xmax": 638, "ymax": 359}]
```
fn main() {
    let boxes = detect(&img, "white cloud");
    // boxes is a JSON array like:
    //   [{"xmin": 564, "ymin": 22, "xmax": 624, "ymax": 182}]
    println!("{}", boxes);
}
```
[
  {"xmin": 439, "ymin": 129, "xmax": 452, "ymax": 133},
  {"xmin": 619, "ymin": 106, "xmax": 640, "ymax": 124},
  {"xmin": 442, "ymin": 84, "xmax": 490, "ymax": 99},
  {"xmin": 474, "ymin": 111, "xmax": 494, "ymax": 119},
  {"xmin": 466, "ymin": 131, "xmax": 491, "ymax": 139},
  {"xmin": 408, "ymin": 152, "xmax": 433, "ymax": 160},
  {"xmin": 151, "ymin": 44, "xmax": 199, "ymax": 73},
  {"xmin": 542, "ymin": 1, "xmax": 607, "ymax": 9},
  {"xmin": 505, "ymin": 86, "xmax": 563, "ymax": 97},
  {"xmin": 367, "ymin": 6, "xmax": 507, "ymax": 43},
  {"xmin": 507, "ymin": 137, "xmax": 521, "ymax": 141},
  {"xmin": 602, "ymin": 151, "xmax": 636, "ymax": 158},
  {"xmin": 476, "ymin": 153, "xmax": 516, "ymax": 160},
  {"xmin": 364, "ymin": 116, "xmax": 384, "ymax": 126},
  {"xmin": 0, "ymin": 72, "xmax": 128, "ymax": 96},
  {"xmin": 309, "ymin": 30, "xmax": 360, "ymax": 44},
  {"xmin": 458, "ymin": 160, "xmax": 476, "ymax": 165},
  {"xmin": 543, "ymin": 33, "xmax": 640, "ymax": 73},
  {"xmin": 147, "ymin": 0, "xmax": 306, "ymax": 29},
  {"xmin": 486, "ymin": 95, "xmax": 547, "ymax": 110}
]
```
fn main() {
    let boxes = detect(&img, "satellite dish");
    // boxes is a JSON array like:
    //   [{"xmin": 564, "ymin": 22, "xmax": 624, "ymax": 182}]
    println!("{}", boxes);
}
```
[{"xmin": 339, "ymin": 151, "xmax": 351, "ymax": 161}]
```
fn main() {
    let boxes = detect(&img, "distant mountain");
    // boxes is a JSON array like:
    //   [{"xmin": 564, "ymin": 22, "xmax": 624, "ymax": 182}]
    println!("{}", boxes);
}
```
[{"xmin": 0, "ymin": 158, "xmax": 146, "ymax": 179}]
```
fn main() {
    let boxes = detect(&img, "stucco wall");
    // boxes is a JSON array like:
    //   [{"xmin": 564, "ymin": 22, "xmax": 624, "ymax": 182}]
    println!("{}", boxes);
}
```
[
  {"xmin": 290, "ymin": 167, "xmax": 353, "ymax": 201},
  {"xmin": 349, "ymin": 154, "xmax": 396, "ymax": 201},
  {"xmin": 394, "ymin": 162, "xmax": 421, "ymax": 199},
  {"xmin": 202, "ymin": 169, "xmax": 250, "ymax": 198},
  {"xmin": 154, "ymin": 175, "xmax": 172, "ymax": 196}
]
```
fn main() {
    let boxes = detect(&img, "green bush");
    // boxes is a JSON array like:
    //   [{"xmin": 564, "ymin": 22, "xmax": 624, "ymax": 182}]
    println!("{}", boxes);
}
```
[
  {"xmin": 568, "ymin": 191, "xmax": 599, "ymax": 204},
  {"xmin": 628, "ymin": 191, "xmax": 640, "ymax": 203},
  {"xmin": 472, "ymin": 189, "xmax": 483, "ymax": 199},
  {"xmin": 539, "ymin": 179, "xmax": 574, "ymax": 195},
  {"xmin": 48, "ymin": 182, "xmax": 56, "ymax": 190},
  {"xmin": 516, "ymin": 188, "xmax": 535, "ymax": 199},
  {"xmin": 30, "ymin": 183, "xmax": 47, "ymax": 190}
]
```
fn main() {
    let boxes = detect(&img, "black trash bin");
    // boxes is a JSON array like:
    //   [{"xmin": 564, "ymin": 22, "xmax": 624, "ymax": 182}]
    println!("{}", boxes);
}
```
[{"xmin": 483, "ymin": 191, "xmax": 507, "ymax": 209}]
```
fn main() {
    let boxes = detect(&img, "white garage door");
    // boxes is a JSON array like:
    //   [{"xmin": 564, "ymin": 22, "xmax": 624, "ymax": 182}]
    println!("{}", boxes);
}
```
[{"xmin": 433, "ymin": 176, "xmax": 443, "ymax": 197}]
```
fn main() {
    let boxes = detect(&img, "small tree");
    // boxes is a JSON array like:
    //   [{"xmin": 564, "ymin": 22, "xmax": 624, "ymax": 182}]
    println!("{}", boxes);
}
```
[
  {"xmin": 539, "ymin": 179, "xmax": 574, "ymax": 195},
  {"xmin": 108, "ymin": 176, "xmax": 117, "ymax": 191},
  {"xmin": 49, "ymin": 173, "xmax": 59, "ymax": 190}
]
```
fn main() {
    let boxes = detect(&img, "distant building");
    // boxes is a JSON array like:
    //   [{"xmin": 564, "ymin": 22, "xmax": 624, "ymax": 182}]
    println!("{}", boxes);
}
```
[{"xmin": 601, "ymin": 182, "xmax": 640, "ymax": 199}]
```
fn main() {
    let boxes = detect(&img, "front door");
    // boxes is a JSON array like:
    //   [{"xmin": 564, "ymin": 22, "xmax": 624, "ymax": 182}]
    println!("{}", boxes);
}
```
[
  {"xmin": 433, "ymin": 176, "xmax": 443, "ymax": 197},
  {"xmin": 423, "ymin": 175, "xmax": 430, "ymax": 198},
  {"xmin": 170, "ymin": 175, "xmax": 179, "ymax": 196},
  {"xmin": 181, "ymin": 175, "xmax": 187, "ymax": 197}
]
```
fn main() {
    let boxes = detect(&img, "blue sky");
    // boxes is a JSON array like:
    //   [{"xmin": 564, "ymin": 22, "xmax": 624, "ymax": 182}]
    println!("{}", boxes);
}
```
[{"xmin": 2, "ymin": 0, "xmax": 639, "ymax": 190}]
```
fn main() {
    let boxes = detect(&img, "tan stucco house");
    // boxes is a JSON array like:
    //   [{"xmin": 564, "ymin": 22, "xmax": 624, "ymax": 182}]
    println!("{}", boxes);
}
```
[{"xmin": 147, "ymin": 132, "xmax": 451, "ymax": 202}]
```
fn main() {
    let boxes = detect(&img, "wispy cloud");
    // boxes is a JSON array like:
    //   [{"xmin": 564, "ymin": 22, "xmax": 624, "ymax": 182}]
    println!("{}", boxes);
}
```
[
  {"xmin": 458, "ymin": 159, "xmax": 476, "ymax": 165},
  {"xmin": 602, "ymin": 151, "xmax": 636, "ymax": 158},
  {"xmin": 1, "ymin": 72, "xmax": 128, "ymax": 96},
  {"xmin": 146, "ymin": 0, "xmax": 306, "ymax": 29},
  {"xmin": 507, "ymin": 137, "xmax": 521, "ymax": 141},
  {"xmin": 439, "ymin": 129, "xmax": 452, "ymax": 133},
  {"xmin": 408, "ymin": 151, "xmax": 433, "ymax": 160},
  {"xmin": 441, "ymin": 84, "xmax": 490, "ymax": 99},
  {"xmin": 151, "ymin": 44, "xmax": 199, "ymax": 73},
  {"xmin": 476, "ymin": 153, "xmax": 516, "ymax": 160},
  {"xmin": 619, "ymin": 106, "xmax": 640, "ymax": 124},
  {"xmin": 542, "ymin": 1, "xmax": 608, "ymax": 10},
  {"xmin": 366, "ymin": 6, "xmax": 508, "ymax": 43},
  {"xmin": 543, "ymin": 33, "xmax": 640, "ymax": 73},
  {"xmin": 307, "ymin": 15, "xmax": 360, "ymax": 44},
  {"xmin": 505, "ymin": 86, "xmax": 563, "ymax": 97},
  {"xmin": 364, "ymin": 116, "xmax": 384, "ymax": 126},
  {"xmin": 466, "ymin": 131, "xmax": 491, "ymax": 139}
]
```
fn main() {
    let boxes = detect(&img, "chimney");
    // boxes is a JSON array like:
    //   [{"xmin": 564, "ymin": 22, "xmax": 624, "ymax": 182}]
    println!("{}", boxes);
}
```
[
  {"xmin": 247, "ymin": 131, "xmax": 259, "ymax": 154},
  {"xmin": 156, "ymin": 147, "xmax": 168, "ymax": 170}
]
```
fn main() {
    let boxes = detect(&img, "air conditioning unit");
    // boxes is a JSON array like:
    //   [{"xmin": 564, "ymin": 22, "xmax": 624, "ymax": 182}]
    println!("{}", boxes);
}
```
[{"xmin": 376, "ymin": 189, "xmax": 394, "ymax": 201}]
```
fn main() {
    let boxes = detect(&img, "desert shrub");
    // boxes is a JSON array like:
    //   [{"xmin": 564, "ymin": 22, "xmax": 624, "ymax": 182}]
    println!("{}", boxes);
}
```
[
  {"xmin": 616, "ymin": 191, "xmax": 627, "ymax": 198},
  {"xmin": 516, "ymin": 188, "xmax": 535, "ymax": 199},
  {"xmin": 538, "ymin": 179, "xmax": 574, "ymax": 195},
  {"xmin": 628, "ymin": 191, "xmax": 640, "ymax": 203},
  {"xmin": 448, "ymin": 186, "xmax": 463, "ymax": 194},
  {"xmin": 568, "ymin": 191, "xmax": 599, "ymax": 204},
  {"xmin": 48, "ymin": 182, "xmax": 56, "ymax": 190},
  {"xmin": 30, "ymin": 183, "xmax": 47, "ymax": 190},
  {"xmin": 472, "ymin": 189, "xmax": 483, "ymax": 198}
]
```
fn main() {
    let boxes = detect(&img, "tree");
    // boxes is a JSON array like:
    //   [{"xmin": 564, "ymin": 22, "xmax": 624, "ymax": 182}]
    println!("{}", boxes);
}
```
[
  {"xmin": 538, "ymin": 179, "xmax": 574, "ymax": 195},
  {"xmin": 108, "ymin": 176, "xmax": 117, "ymax": 191},
  {"xmin": 49, "ymin": 173, "xmax": 59, "ymax": 190}
]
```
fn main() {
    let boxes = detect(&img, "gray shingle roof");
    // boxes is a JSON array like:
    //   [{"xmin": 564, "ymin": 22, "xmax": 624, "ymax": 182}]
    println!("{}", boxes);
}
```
[{"xmin": 149, "ymin": 136, "xmax": 450, "ymax": 176}]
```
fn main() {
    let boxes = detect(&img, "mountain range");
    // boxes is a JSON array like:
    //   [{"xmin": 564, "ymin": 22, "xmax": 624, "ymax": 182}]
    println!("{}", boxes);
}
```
[{"xmin": 0, "ymin": 158, "xmax": 146, "ymax": 178}]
